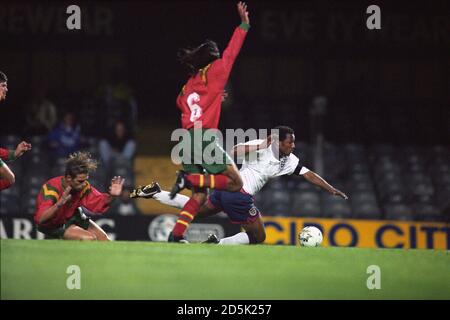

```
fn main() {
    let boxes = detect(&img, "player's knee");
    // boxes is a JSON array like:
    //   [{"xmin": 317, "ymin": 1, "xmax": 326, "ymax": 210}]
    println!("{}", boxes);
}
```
[
  {"xmin": 192, "ymin": 192, "xmax": 207, "ymax": 204},
  {"xmin": 247, "ymin": 229, "xmax": 265, "ymax": 244},
  {"xmin": 256, "ymin": 230, "xmax": 266, "ymax": 244},
  {"xmin": 228, "ymin": 176, "xmax": 243, "ymax": 192}
]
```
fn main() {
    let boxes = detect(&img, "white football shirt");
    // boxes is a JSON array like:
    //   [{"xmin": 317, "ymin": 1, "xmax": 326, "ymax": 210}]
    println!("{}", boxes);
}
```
[{"xmin": 237, "ymin": 139, "xmax": 310, "ymax": 195}]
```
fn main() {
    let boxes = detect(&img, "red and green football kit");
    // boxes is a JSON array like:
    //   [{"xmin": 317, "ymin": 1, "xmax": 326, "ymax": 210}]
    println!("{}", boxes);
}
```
[
  {"xmin": 34, "ymin": 176, "xmax": 112, "ymax": 232},
  {"xmin": 172, "ymin": 23, "xmax": 250, "ymax": 238}
]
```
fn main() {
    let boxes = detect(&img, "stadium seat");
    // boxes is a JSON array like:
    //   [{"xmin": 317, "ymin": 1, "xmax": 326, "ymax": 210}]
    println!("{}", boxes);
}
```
[
  {"xmin": 24, "ymin": 173, "xmax": 49, "ymax": 188},
  {"xmin": 29, "ymin": 135, "xmax": 46, "ymax": 147},
  {"xmin": 271, "ymin": 190, "xmax": 291, "ymax": 204},
  {"xmin": 384, "ymin": 204, "xmax": 414, "ymax": 221},
  {"xmin": 23, "ymin": 197, "xmax": 38, "ymax": 215},
  {"xmin": 292, "ymin": 191, "xmax": 320, "ymax": 205},
  {"xmin": 351, "ymin": 191, "xmax": 378, "ymax": 204},
  {"xmin": 0, "ymin": 134, "xmax": 20, "ymax": 149},
  {"xmin": 265, "ymin": 178, "xmax": 285, "ymax": 191},
  {"xmin": 292, "ymin": 201, "xmax": 322, "ymax": 218},
  {"xmin": 351, "ymin": 202, "xmax": 382, "ymax": 220},
  {"xmin": 322, "ymin": 201, "xmax": 352, "ymax": 219},
  {"xmin": 0, "ymin": 196, "xmax": 21, "ymax": 214},
  {"xmin": 264, "ymin": 202, "xmax": 292, "ymax": 216},
  {"xmin": 295, "ymin": 180, "xmax": 318, "ymax": 192},
  {"xmin": 413, "ymin": 203, "xmax": 442, "ymax": 222},
  {"xmin": 351, "ymin": 202, "xmax": 380, "ymax": 217},
  {"xmin": 349, "ymin": 179, "xmax": 374, "ymax": 193}
]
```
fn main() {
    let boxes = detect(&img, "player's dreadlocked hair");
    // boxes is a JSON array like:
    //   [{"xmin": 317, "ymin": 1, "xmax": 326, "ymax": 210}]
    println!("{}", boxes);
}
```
[
  {"xmin": 65, "ymin": 151, "xmax": 98, "ymax": 178},
  {"xmin": 177, "ymin": 40, "xmax": 220, "ymax": 75},
  {"xmin": 273, "ymin": 125, "xmax": 295, "ymax": 142},
  {"xmin": 0, "ymin": 71, "xmax": 7, "ymax": 83}
]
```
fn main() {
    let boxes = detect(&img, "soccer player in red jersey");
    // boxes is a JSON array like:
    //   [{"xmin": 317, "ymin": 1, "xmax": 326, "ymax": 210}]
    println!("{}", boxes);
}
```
[
  {"xmin": 34, "ymin": 151, "xmax": 124, "ymax": 240},
  {"xmin": 167, "ymin": 2, "xmax": 250, "ymax": 242},
  {"xmin": 0, "ymin": 71, "xmax": 33, "ymax": 190}
]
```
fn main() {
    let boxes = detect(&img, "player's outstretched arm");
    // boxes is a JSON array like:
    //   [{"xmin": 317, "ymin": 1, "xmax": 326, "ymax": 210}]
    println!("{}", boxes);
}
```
[
  {"xmin": 231, "ymin": 135, "xmax": 271, "ymax": 157},
  {"xmin": 302, "ymin": 170, "xmax": 349, "ymax": 199},
  {"xmin": 218, "ymin": 2, "xmax": 250, "ymax": 77}
]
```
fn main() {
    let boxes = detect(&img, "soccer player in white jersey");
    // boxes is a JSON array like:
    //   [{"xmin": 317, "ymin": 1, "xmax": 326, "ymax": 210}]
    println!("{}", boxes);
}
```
[{"xmin": 131, "ymin": 126, "xmax": 348, "ymax": 245}]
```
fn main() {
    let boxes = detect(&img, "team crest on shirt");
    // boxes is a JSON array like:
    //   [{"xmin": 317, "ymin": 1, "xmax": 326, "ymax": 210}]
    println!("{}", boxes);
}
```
[
  {"xmin": 248, "ymin": 206, "xmax": 259, "ymax": 216},
  {"xmin": 280, "ymin": 156, "xmax": 288, "ymax": 170}
]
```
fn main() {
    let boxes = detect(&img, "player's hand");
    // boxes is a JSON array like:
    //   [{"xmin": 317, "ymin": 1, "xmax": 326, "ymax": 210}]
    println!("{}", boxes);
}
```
[
  {"xmin": 330, "ymin": 188, "xmax": 348, "ymax": 200},
  {"xmin": 56, "ymin": 186, "xmax": 72, "ymax": 208},
  {"xmin": 14, "ymin": 141, "xmax": 32, "ymax": 158},
  {"xmin": 109, "ymin": 176, "xmax": 125, "ymax": 197},
  {"xmin": 237, "ymin": 2, "xmax": 249, "ymax": 25}
]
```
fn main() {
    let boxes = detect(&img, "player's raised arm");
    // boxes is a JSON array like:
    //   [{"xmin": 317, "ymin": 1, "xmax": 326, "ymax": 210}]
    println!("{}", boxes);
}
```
[
  {"xmin": 301, "ymin": 170, "xmax": 349, "ymax": 199},
  {"xmin": 218, "ymin": 2, "xmax": 250, "ymax": 77}
]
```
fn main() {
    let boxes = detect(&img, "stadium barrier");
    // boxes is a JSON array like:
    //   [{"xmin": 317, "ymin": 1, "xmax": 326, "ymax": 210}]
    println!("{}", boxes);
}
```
[
  {"xmin": 263, "ymin": 217, "xmax": 450, "ymax": 250},
  {"xmin": 2, "ymin": 214, "xmax": 448, "ymax": 249},
  {"xmin": 0, "ymin": 213, "xmax": 241, "ymax": 242}
]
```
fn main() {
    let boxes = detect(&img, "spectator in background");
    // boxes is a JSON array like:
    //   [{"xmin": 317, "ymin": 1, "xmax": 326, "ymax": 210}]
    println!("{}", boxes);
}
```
[
  {"xmin": 109, "ymin": 186, "xmax": 141, "ymax": 216},
  {"xmin": 99, "ymin": 121, "xmax": 136, "ymax": 166},
  {"xmin": 25, "ymin": 85, "xmax": 58, "ymax": 136},
  {"xmin": 47, "ymin": 112, "xmax": 82, "ymax": 158},
  {"xmin": 96, "ymin": 68, "xmax": 138, "ymax": 132}
]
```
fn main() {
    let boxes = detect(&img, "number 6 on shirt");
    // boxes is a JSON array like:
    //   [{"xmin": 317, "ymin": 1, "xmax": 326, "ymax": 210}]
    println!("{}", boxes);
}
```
[{"xmin": 187, "ymin": 92, "xmax": 202, "ymax": 122}]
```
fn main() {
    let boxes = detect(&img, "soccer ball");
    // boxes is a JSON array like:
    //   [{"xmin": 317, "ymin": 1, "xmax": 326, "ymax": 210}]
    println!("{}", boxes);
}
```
[{"xmin": 299, "ymin": 226, "xmax": 323, "ymax": 247}]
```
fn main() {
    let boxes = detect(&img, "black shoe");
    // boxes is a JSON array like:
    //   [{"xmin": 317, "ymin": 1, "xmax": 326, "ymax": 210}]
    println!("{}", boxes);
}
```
[
  {"xmin": 169, "ymin": 170, "xmax": 189, "ymax": 199},
  {"xmin": 168, "ymin": 231, "xmax": 189, "ymax": 244},
  {"xmin": 202, "ymin": 234, "xmax": 219, "ymax": 244},
  {"xmin": 130, "ymin": 182, "xmax": 161, "ymax": 199}
]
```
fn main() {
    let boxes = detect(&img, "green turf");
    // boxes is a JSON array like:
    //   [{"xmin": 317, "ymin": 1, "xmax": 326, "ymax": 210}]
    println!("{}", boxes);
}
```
[{"xmin": 1, "ymin": 239, "xmax": 449, "ymax": 300}]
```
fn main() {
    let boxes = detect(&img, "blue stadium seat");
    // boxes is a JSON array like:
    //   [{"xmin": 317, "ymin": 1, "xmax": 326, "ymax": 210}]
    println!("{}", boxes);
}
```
[
  {"xmin": 351, "ymin": 202, "xmax": 382, "ymax": 220},
  {"xmin": 292, "ymin": 201, "xmax": 322, "ymax": 218},
  {"xmin": 0, "ymin": 134, "xmax": 20, "ymax": 149},
  {"xmin": 384, "ymin": 204, "xmax": 414, "ymax": 221},
  {"xmin": 413, "ymin": 203, "xmax": 442, "ymax": 222},
  {"xmin": 322, "ymin": 201, "xmax": 352, "ymax": 219}
]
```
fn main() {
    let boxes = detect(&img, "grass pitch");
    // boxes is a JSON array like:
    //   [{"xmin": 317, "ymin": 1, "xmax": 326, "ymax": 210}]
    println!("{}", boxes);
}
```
[{"xmin": 1, "ymin": 239, "xmax": 449, "ymax": 300}]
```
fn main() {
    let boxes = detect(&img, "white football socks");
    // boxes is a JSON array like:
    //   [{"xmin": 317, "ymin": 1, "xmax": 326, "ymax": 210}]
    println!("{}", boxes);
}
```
[
  {"xmin": 219, "ymin": 232, "xmax": 250, "ymax": 245},
  {"xmin": 153, "ymin": 191, "xmax": 189, "ymax": 209}
]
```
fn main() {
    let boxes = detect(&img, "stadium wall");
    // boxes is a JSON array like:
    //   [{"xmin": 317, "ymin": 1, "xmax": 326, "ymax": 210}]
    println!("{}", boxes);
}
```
[
  {"xmin": 1, "ymin": 214, "xmax": 448, "ymax": 249},
  {"xmin": 0, "ymin": 214, "xmax": 241, "ymax": 243},
  {"xmin": 264, "ymin": 217, "xmax": 450, "ymax": 250}
]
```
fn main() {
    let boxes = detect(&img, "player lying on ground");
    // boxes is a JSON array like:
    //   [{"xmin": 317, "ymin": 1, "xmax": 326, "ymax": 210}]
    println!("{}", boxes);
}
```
[
  {"xmin": 132, "ymin": 126, "xmax": 348, "ymax": 245},
  {"xmin": 34, "ymin": 151, "xmax": 124, "ymax": 240},
  {"xmin": 0, "ymin": 71, "xmax": 33, "ymax": 190},
  {"xmin": 167, "ymin": 2, "xmax": 250, "ymax": 242}
]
